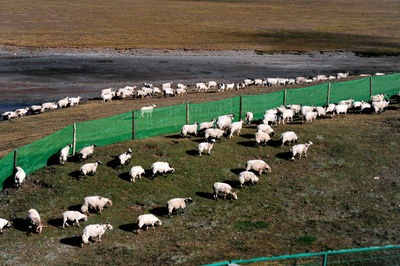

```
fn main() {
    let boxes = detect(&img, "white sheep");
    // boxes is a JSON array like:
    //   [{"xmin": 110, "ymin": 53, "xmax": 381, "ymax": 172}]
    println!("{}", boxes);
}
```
[
  {"xmin": 287, "ymin": 104, "xmax": 301, "ymax": 114},
  {"xmin": 59, "ymin": 144, "xmax": 72, "ymax": 165},
  {"xmin": 181, "ymin": 122, "xmax": 198, "ymax": 137},
  {"xmin": 196, "ymin": 82, "xmax": 208, "ymax": 91},
  {"xmin": 207, "ymin": 81, "xmax": 217, "ymax": 89},
  {"xmin": 361, "ymin": 102, "xmax": 372, "ymax": 112},
  {"xmin": 338, "ymin": 98, "xmax": 354, "ymax": 108},
  {"xmin": 30, "ymin": 105, "xmax": 44, "ymax": 114},
  {"xmin": 100, "ymin": 88, "xmax": 112, "ymax": 96},
  {"xmin": 0, "ymin": 218, "xmax": 11, "ymax": 233},
  {"xmin": 295, "ymin": 77, "xmax": 306, "ymax": 84},
  {"xmin": 352, "ymin": 101, "xmax": 363, "ymax": 109},
  {"xmin": 129, "ymin": 166, "xmax": 145, "ymax": 182},
  {"xmin": 266, "ymin": 78, "xmax": 278, "ymax": 86},
  {"xmin": 255, "ymin": 131, "xmax": 271, "ymax": 146},
  {"xmin": 287, "ymin": 78, "xmax": 296, "ymax": 85},
  {"xmin": 238, "ymin": 171, "xmax": 259, "ymax": 187},
  {"xmin": 244, "ymin": 78, "xmax": 255, "ymax": 86},
  {"xmin": 101, "ymin": 92, "xmax": 115, "ymax": 102},
  {"xmin": 372, "ymin": 100, "xmax": 390, "ymax": 113},
  {"xmin": 303, "ymin": 111, "xmax": 318, "ymax": 123},
  {"xmin": 118, "ymin": 148, "xmax": 132, "ymax": 167},
  {"xmin": 244, "ymin": 112, "xmax": 253, "ymax": 125},
  {"xmin": 226, "ymin": 83, "xmax": 235, "ymax": 90},
  {"xmin": 254, "ymin": 79, "xmax": 264, "ymax": 86},
  {"xmin": 217, "ymin": 113, "xmax": 234, "ymax": 130},
  {"xmin": 228, "ymin": 120, "xmax": 243, "ymax": 138},
  {"xmin": 256, "ymin": 124, "xmax": 274, "ymax": 136},
  {"xmin": 78, "ymin": 144, "xmax": 96, "ymax": 160},
  {"xmin": 316, "ymin": 74, "xmax": 328, "ymax": 81},
  {"xmin": 151, "ymin": 162, "xmax": 175, "ymax": 177},
  {"xmin": 163, "ymin": 87, "xmax": 175, "ymax": 97},
  {"xmin": 301, "ymin": 106, "xmax": 314, "ymax": 116},
  {"xmin": 205, "ymin": 128, "xmax": 225, "ymax": 140},
  {"xmin": 277, "ymin": 78, "xmax": 288, "ymax": 86},
  {"xmin": 280, "ymin": 131, "xmax": 299, "ymax": 147},
  {"xmin": 315, "ymin": 106, "xmax": 327, "ymax": 118},
  {"xmin": 69, "ymin": 97, "xmax": 82, "ymax": 107},
  {"xmin": 177, "ymin": 83, "xmax": 187, "ymax": 90},
  {"xmin": 218, "ymin": 83, "xmax": 226, "ymax": 91},
  {"xmin": 334, "ymin": 104, "xmax": 349, "ymax": 115},
  {"xmin": 140, "ymin": 104, "xmax": 156, "ymax": 118},
  {"xmin": 290, "ymin": 141, "xmax": 313, "ymax": 160},
  {"xmin": 325, "ymin": 104, "xmax": 336, "ymax": 116},
  {"xmin": 14, "ymin": 166, "xmax": 26, "ymax": 187},
  {"xmin": 81, "ymin": 196, "xmax": 112, "ymax": 215},
  {"xmin": 328, "ymin": 75, "xmax": 336, "ymax": 80},
  {"xmin": 246, "ymin": 160, "xmax": 271, "ymax": 175},
  {"xmin": 137, "ymin": 214, "xmax": 162, "ymax": 234},
  {"xmin": 175, "ymin": 88, "xmax": 187, "ymax": 96},
  {"xmin": 263, "ymin": 113, "xmax": 278, "ymax": 126},
  {"xmin": 15, "ymin": 107, "xmax": 30, "ymax": 117},
  {"xmin": 167, "ymin": 197, "xmax": 193, "ymax": 217},
  {"xmin": 81, "ymin": 223, "xmax": 113, "ymax": 247},
  {"xmin": 80, "ymin": 160, "xmax": 102, "ymax": 178},
  {"xmin": 62, "ymin": 211, "xmax": 87, "ymax": 229},
  {"xmin": 370, "ymin": 94, "xmax": 386, "ymax": 102},
  {"xmin": 26, "ymin": 209, "xmax": 45, "ymax": 233},
  {"xmin": 58, "ymin": 97, "xmax": 69, "ymax": 108},
  {"xmin": 278, "ymin": 108, "xmax": 294, "ymax": 125},
  {"xmin": 198, "ymin": 139, "xmax": 216, "ymax": 156},
  {"xmin": 152, "ymin": 87, "xmax": 161, "ymax": 94},
  {"xmin": 162, "ymin": 82, "xmax": 173, "ymax": 89},
  {"xmin": 213, "ymin": 182, "xmax": 238, "ymax": 200},
  {"xmin": 236, "ymin": 82, "xmax": 245, "ymax": 90},
  {"xmin": 199, "ymin": 119, "xmax": 216, "ymax": 132},
  {"xmin": 337, "ymin": 72, "xmax": 349, "ymax": 79},
  {"xmin": 41, "ymin": 102, "xmax": 57, "ymax": 111}
]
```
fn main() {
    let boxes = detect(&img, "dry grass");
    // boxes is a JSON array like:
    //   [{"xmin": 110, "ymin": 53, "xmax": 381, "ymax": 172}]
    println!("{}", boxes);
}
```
[{"xmin": 1, "ymin": 0, "xmax": 400, "ymax": 52}]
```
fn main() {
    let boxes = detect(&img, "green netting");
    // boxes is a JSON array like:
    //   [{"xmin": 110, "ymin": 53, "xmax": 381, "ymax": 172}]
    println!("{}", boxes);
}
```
[
  {"xmin": 18, "ymin": 125, "xmax": 73, "ymax": 176},
  {"xmin": 76, "ymin": 111, "xmax": 132, "ymax": 150},
  {"xmin": 0, "ymin": 153, "xmax": 15, "ymax": 189},
  {"xmin": 372, "ymin": 73, "xmax": 400, "ymax": 98},
  {"xmin": 189, "ymin": 97, "xmax": 241, "ymax": 123},
  {"xmin": 286, "ymin": 83, "xmax": 329, "ymax": 107},
  {"xmin": 135, "ymin": 104, "xmax": 186, "ymax": 139},
  {"xmin": 242, "ymin": 91, "xmax": 284, "ymax": 120},
  {"xmin": 330, "ymin": 77, "xmax": 371, "ymax": 103}
]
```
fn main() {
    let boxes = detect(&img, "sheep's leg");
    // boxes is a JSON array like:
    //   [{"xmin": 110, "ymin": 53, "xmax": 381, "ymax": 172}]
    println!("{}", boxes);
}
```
[
  {"xmin": 152, "ymin": 224, "xmax": 156, "ymax": 231},
  {"xmin": 76, "ymin": 220, "xmax": 81, "ymax": 228},
  {"xmin": 304, "ymin": 152, "xmax": 308, "ymax": 158},
  {"xmin": 99, "ymin": 207, "xmax": 103, "ymax": 215},
  {"xmin": 223, "ymin": 193, "xmax": 227, "ymax": 200}
]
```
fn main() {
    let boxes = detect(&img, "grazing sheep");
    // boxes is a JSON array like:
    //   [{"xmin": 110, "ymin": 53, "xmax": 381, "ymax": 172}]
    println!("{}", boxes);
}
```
[
  {"xmin": 175, "ymin": 88, "xmax": 187, "ymax": 96},
  {"xmin": 244, "ymin": 112, "xmax": 253, "ymax": 125},
  {"xmin": 290, "ymin": 141, "xmax": 313, "ymax": 160},
  {"xmin": 213, "ymin": 182, "xmax": 238, "ymax": 200},
  {"xmin": 337, "ymin": 72, "xmax": 349, "ymax": 79},
  {"xmin": 199, "ymin": 119, "xmax": 216, "ymax": 132},
  {"xmin": 236, "ymin": 82, "xmax": 245, "ymax": 90},
  {"xmin": 140, "ymin": 104, "xmax": 156, "ymax": 118},
  {"xmin": 116, "ymin": 88, "xmax": 133, "ymax": 98},
  {"xmin": 152, "ymin": 87, "xmax": 161, "ymax": 94},
  {"xmin": 181, "ymin": 122, "xmax": 198, "ymax": 137},
  {"xmin": 81, "ymin": 196, "xmax": 112, "ymax": 216},
  {"xmin": 315, "ymin": 106, "xmax": 327, "ymax": 118},
  {"xmin": 287, "ymin": 78, "xmax": 296, "ymax": 85},
  {"xmin": 266, "ymin": 78, "xmax": 278, "ymax": 86},
  {"xmin": 301, "ymin": 106, "xmax": 314, "ymax": 117},
  {"xmin": 263, "ymin": 113, "xmax": 278, "ymax": 126},
  {"xmin": 101, "ymin": 92, "xmax": 115, "ymax": 102},
  {"xmin": 129, "ymin": 166, "xmax": 145, "ymax": 182},
  {"xmin": 30, "ymin": 105, "xmax": 44, "ymax": 115},
  {"xmin": 254, "ymin": 79, "xmax": 265, "ymax": 86},
  {"xmin": 303, "ymin": 111, "xmax": 318, "ymax": 123},
  {"xmin": 328, "ymin": 75, "xmax": 336, "ymax": 80},
  {"xmin": 316, "ymin": 75, "xmax": 328, "ymax": 81},
  {"xmin": 228, "ymin": 120, "xmax": 243, "ymax": 138},
  {"xmin": 78, "ymin": 144, "xmax": 96, "ymax": 160},
  {"xmin": 352, "ymin": 101, "xmax": 363, "ymax": 109},
  {"xmin": 80, "ymin": 160, "xmax": 102, "ymax": 178},
  {"xmin": 226, "ymin": 83, "xmax": 235, "ymax": 90},
  {"xmin": 41, "ymin": 102, "xmax": 57, "ymax": 111},
  {"xmin": 137, "ymin": 214, "xmax": 162, "ymax": 234},
  {"xmin": 14, "ymin": 166, "xmax": 26, "ymax": 187},
  {"xmin": 218, "ymin": 83, "xmax": 226, "ymax": 92},
  {"xmin": 287, "ymin": 104, "xmax": 301, "ymax": 114},
  {"xmin": 217, "ymin": 113, "xmax": 234, "ymax": 130},
  {"xmin": 372, "ymin": 100, "xmax": 390, "ymax": 113},
  {"xmin": 167, "ymin": 197, "xmax": 193, "ymax": 217},
  {"xmin": 151, "ymin": 162, "xmax": 175, "ymax": 177},
  {"xmin": 177, "ymin": 83, "xmax": 187, "ymax": 90},
  {"xmin": 205, "ymin": 128, "xmax": 225, "ymax": 140},
  {"xmin": 243, "ymin": 78, "xmax": 255, "ymax": 86},
  {"xmin": 256, "ymin": 124, "xmax": 274, "ymax": 136},
  {"xmin": 57, "ymin": 97, "xmax": 69, "ymax": 108},
  {"xmin": 338, "ymin": 98, "xmax": 354, "ymax": 108},
  {"xmin": 295, "ymin": 77, "xmax": 306, "ymax": 84},
  {"xmin": 59, "ymin": 144, "xmax": 72, "ymax": 165},
  {"xmin": 207, "ymin": 81, "xmax": 218, "ymax": 89},
  {"xmin": 118, "ymin": 148, "xmax": 132, "ymax": 167},
  {"xmin": 278, "ymin": 108, "xmax": 295, "ymax": 125},
  {"xmin": 196, "ymin": 83, "xmax": 208, "ymax": 92},
  {"xmin": 245, "ymin": 160, "xmax": 271, "ymax": 175},
  {"xmin": 15, "ymin": 107, "xmax": 30, "ymax": 117},
  {"xmin": 69, "ymin": 97, "xmax": 82, "ymax": 107},
  {"xmin": 370, "ymin": 94, "xmax": 386, "ymax": 102},
  {"xmin": 255, "ymin": 131, "xmax": 271, "ymax": 146},
  {"xmin": 100, "ymin": 88, "xmax": 112, "ymax": 95},
  {"xmin": 26, "ymin": 209, "xmax": 45, "ymax": 233},
  {"xmin": 198, "ymin": 139, "xmax": 216, "ymax": 156},
  {"xmin": 163, "ymin": 87, "xmax": 175, "ymax": 97},
  {"xmin": 81, "ymin": 223, "xmax": 113, "ymax": 247},
  {"xmin": 162, "ymin": 82, "xmax": 173, "ymax": 89},
  {"xmin": 334, "ymin": 104, "xmax": 349, "ymax": 115},
  {"xmin": 361, "ymin": 102, "xmax": 372, "ymax": 113},
  {"xmin": 325, "ymin": 104, "xmax": 336, "ymax": 116},
  {"xmin": 277, "ymin": 78, "xmax": 288, "ymax": 86},
  {"xmin": 280, "ymin": 131, "xmax": 299, "ymax": 147},
  {"xmin": 238, "ymin": 171, "xmax": 259, "ymax": 187},
  {"xmin": 0, "ymin": 218, "xmax": 11, "ymax": 233},
  {"xmin": 62, "ymin": 211, "xmax": 87, "ymax": 229}
]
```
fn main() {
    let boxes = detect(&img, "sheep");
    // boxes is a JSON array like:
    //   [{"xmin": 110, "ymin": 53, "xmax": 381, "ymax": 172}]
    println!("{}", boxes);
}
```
[
  {"xmin": 15, "ymin": 107, "xmax": 30, "ymax": 117},
  {"xmin": 151, "ymin": 162, "xmax": 175, "ymax": 177},
  {"xmin": 137, "ymin": 214, "xmax": 162, "ymax": 234},
  {"xmin": 236, "ymin": 82, "xmax": 245, "ymax": 90},
  {"xmin": 57, "ymin": 97, "xmax": 69, "ymax": 108},
  {"xmin": 80, "ymin": 160, "xmax": 102, "ymax": 178},
  {"xmin": 59, "ymin": 144, "xmax": 72, "ymax": 165},
  {"xmin": 245, "ymin": 160, "xmax": 271, "ymax": 175},
  {"xmin": 244, "ymin": 112, "xmax": 253, "ymax": 125},
  {"xmin": 228, "ymin": 120, "xmax": 243, "ymax": 138},
  {"xmin": 207, "ymin": 81, "xmax": 218, "ymax": 89},
  {"xmin": 129, "ymin": 166, "xmax": 145, "ymax": 182},
  {"xmin": 287, "ymin": 78, "xmax": 296, "ymax": 85},
  {"xmin": 314, "ymin": 106, "xmax": 326, "ymax": 118},
  {"xmin": 62, "ymin": 211, "xmax": 87, "ymax": 229},
  {"xmin": 280, "ymin": 131, "xmax": 299, "ymax": 147},
  {"xmin": 205, "ymin": 128, "xmax": 225, "ymax": 140},
  {"xmin": 277, "ymin": 78, "xmax": 288, "ymax": 86},
  {"xmin": 213, "ymin": 182, "xmax": 238, "ymax": 200},
  {"xmin": 100, "ymin": 88, "xmax": 112, "ymax": 96},
  {"xmin": 254, "ymin": 79, "xmax": 265, "ymax": 86},
  {"xmin": 26, "ymin": 209, "xmax": 45, "ymax": 233},
  {"xmin": 217, "ymin": 113, "xmax": 234, "ymax": 130},
  {"xmin": 266, "ymin": 78, "xmax": 278, "ymax": 86},
  {"xmin": 372, "ymin": 100, "xmax": 390, "ymax": 113},
  {"xmin": 338, "ymin": 98, "xmax": 354, "ymax": 108},
  {"xmin": 337, "ymin": 72, "xmax": 349, "ymax": 79},
  {"xmin": 78, "ymin": 144, "xmax": 96, "ymax": 161},
  {"xmin": 352, "ymin": 101, "xmax": 363, "ymax": 109},
  {"xmin": 226, "ymin": 83, "xmax": 235, "ymax": 90},
  {"xmin": 198, "ymin": 139, "xmax": 216, "ymax": 156},
  {"xmin": 316, "ymin": 75, "xmax": 328, "ymax": 81},
  {"xmin": 101, "ymin": 92, "xmax": 115, "ymax": 102},
  {"xmin": 30, "ymin": 105, "xmax": 44, "ymax": 115},
  {"xmin": 177, "ymin": 83, "xmax": 187, "ymax": 90},
  {"xmin": 218, "ymin": 83, "xmax": 226, "ymax": 92},
  {"xmin": 256, "ymin": 124, "xmax": 274, "ymax": 136},
  {"xmin": 175, "ymin": 88, "xmax": 187, "ymax": 96},
  {"xmin": 199, "ymin": 119, "xmax": 216, "ymax": 132},
  {"xmin": 69, "ymin": 97, "xmax": 82, "ymax": 107},
  {"xmin": 305, "ymin": 79, "xmax": 313, "ymax": 83},
  {"xmin": 118, "ymin": 148, "xmax": 132, "ymax": 167},
  {"xmin": 303, "ymin": 111, "xmax": 318, "ymax": 123},
  {"xmin": 196, "ymin": 82, "xmax": 208, "ymax": 91},
  {"xmin": 370, "ymin": 94, "xmax": 386, "ymax": 102},
  {"xmin": 14, "ymin": 166, "xmax": 26, "ymax": 187},
  {"xmin": 41, "ymin": 102, "xmax": 57, "ymax": 111},
  {"xmin": 255, "ymin": 131, "xmax": 271, "ymax": 146},
  {"xmin": 162, "ymin": 82, "xmax": 173, "ymax": 89},
  {"xmin": 301, "ymin": 106, "xmax": 314, "ymax": 116},
  {"xmin": 181, "ymin": 122, "xmax": 198, "ymax": 137},
  {"xmin": 278, "ymin": 108, "xmax": 294, "ymax": 125},
  {"xmin": 136, "ymin": 89, "xmax": 147, "ymax": 98},
  {"xmin": 334, "ymin": 104, "xmax": 349, "ymax": 115},
  {"xmin": 243, "ymin": 78, "xmax": 255, "ymax": 86},
  {"xmin": 167, "ymin": 197, "xmax": 193, "ymax": 217},
  {"xmin": 152, "ymin": 87, "xmax": 161, "ymax": 94},
  {"xmin": 163, "ymin": 87, "xmax": 175, "ymax": 97},
  {"xmin": 140, "ymin": 104, "xmax": 156, "ymax": 118},
  {"xmin": 81, "ymin": 196, "xmax": 112, "ymax": 216},
  {"xmin": 81, "ymin": 223, "xmax": 113, "ymax": 247},
  {"xmin": 0, "ymin": 218, "xmax": 11, "ymax": 233},
  {"xmin": 374, "ymin": 72, "xmax": 385, "ymax": 76},
  {"xmin": 116, "ymin": 88, "xmax": 133, "ymax": 98},
  {"xmin": 360, "ymin": 102, "xmax": 372, "ymax": 113},
  {"xmin": 290, "ymin": 141, "xmax": 313, "ymax": 160},
  {"xmin": 325, "ymin": 104, "xmax": 336, "ymax": 116},
  {"xmin": 262, "ymin": 113, "xmax": 278, "ymax": 126},
  {"xmin": 238, "ymin": 171, "xmax": 259, "ymax": 187},
  {"xmin": 295, "ymin": 77, "xmax": 306, "ymax": 84},
  {"xmin": 328, "ymin": 75, "xmax": 336, "ymax": 80}
]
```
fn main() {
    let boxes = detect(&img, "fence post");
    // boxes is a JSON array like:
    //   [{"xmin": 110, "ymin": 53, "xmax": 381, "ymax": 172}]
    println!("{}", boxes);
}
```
[
  {"xmin": 370, "ymin": 76, "xmax": 373, "ymax": 97},
  {"xmin": 239, "ymin": 96, "xmax": 243, "ymax": 120},
  {"xmin": 186, "ymin": 103, "xmax": 189, "ymax": 124},
  {"xmin": 283, "ymin": 90, "xmax": 287, "ymax": 105},
  {"xmin": 72, "ymin": 123, "xmax": 76, "ymax": 156},
  {"xmin": 323, "ymin": 252, "xmax": 328, "ymax": 266},
  {"xmin": 132, "ymin": 111, "xmax": 135, "ymax": 140},
  {"xmin": 327, "ymin": 82, "xmax": 331, "ymax": 105},
  {"xmin": 13, "ymin": 149, "xmax": 17, "ymax": 169}
]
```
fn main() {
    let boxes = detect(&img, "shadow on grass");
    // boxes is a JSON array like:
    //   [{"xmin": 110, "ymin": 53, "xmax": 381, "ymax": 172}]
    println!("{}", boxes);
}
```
[
  {"xmin": 68, "ymin": 154, "xmax": 82, "ymax": 163},
  {"xmin": 11, "ymin": 218, "xmax": 28, "ymax": 232},
  {"xmin": 195, "ymin": 192, "xmax": 214, "ymax": 200},
  {"xmin": 68, "ymin": 205, "xmax": 82, "ymax": 212},
  {"xmin": 47, "ymin": 152, "xmax": 60, "ymax": 166},
  {"xmin": 165, "ymin": 134, "xmax": 182, "ymax": 139},
  {"xmin": 231, "ymin": 168, "xmax": 243, "ymax": 175},
  {"xmin": 237, "ymin": 141, "xmax": 255, "ymax": 147},
  {"xmin": 2, "ymin": 172, "xmax": 16, "ymax": 190},
  {"xmin": 268, "ymin": 139, "xmax": 282, "ymax": 148},
  {"xmin": 191, "ymin": 138, "xmax": 206, "ymax": 143},
  {"xmin": 276, "ymin": 152, "xmax": 293, "ymax": 161},
  {"xmin": 60, "ymin": 236, "xmax": 82, "ymax": 247},
  {"xmin": 47, "ymin": 218, "xmax": 63, "ymax": 229},
  {"xmin": 119, "ymin": 223, "xmax": 138, "ymax": 232},
  {"xmin": 223, "ymin": 179, "xmax": 241, "ymax": 189},
  {"xmin": 185, "ymin": 150, "xmax": 199, "ymax": 156},
  {"xmin": 118, "ymin": 172, "xmax": 131, "ymax": 182},
  {"xmin": 69, "ymin": 171, "xmax": 81, "ymax": 181},
  {"xmin": 106, "ymin": 157, "xmax": 120, "ymax": 169},
  {"xmin": 240, "ymin": 133, "xmax": 254, "ymax": 139},
  {"xmin": 149, "ymin": 206, "xmax": 169, "ymax": 217}
]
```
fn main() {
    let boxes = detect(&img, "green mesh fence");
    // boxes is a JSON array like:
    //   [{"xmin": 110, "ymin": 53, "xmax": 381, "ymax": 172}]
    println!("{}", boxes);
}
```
[
  {"xmin": 242, "ymin": 91, "xmax": 284, "ymax": 120},
  {"xmin": 18, "ymin": 125, "xmax": 73, "ymax": 176},
  {"xmin": 286, "ymin": 83, "xmax": 329, "ymax": 107},
  {"xmin": 0, "ymin": 153, "xmax": 15, "ymax": 189},
  {"xmin": 329, "ymin": 77, "xmax": 371, "ymax": 103},
  {"xmin": 76, "ymin": 111, "xmax": 132, "ymax": 151},
  {"xmin": 189, "ymin": 97, "xmax": 241, "ymax": 123},
  {"xmin": 372, "ymin": 73, "xmax": 400, "ymax": 98},
  {"xmin": 135, "ymin": 104, "xmax": 186, "ymax": 139}
]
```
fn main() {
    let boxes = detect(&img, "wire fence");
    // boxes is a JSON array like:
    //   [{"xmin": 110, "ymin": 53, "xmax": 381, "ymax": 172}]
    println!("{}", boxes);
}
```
[{"xmin": 0, "ymin": 73, "xmax": 399, "ymax": 188}]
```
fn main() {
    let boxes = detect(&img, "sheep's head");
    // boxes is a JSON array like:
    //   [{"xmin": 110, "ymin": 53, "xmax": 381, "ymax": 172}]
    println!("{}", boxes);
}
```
[
  {"xmin": 83, "ymin": 215, "xmax": 88, "ymax": 222},
  {"xmin": 170, "ymin": 168, "xmax": 175, "ymax": 174},
  {"xmin": 156, "ymin": 220, "xmax": 162, "ymax": 226},
  {"xmin": 185, "ymin": 197, "xmax": 193, "ymax": 203},
  {"xmin": 107, "ymin": 200, "xmax": 113, "ymax": 207},
  {"xmin": 306, "ymin": 141, "xmax": 313, "ymax": 147},
  {"xmin": 231, "ymin": 193, "xmax": 238, "ymax": 200},
  {"xmin": 96, "ymin": 160, "xmax": 103, "ymax": 165},
  {"xmin": 6, "ymin": 221, "xmax": 11, "ymax": 227},
  {"xmin": 92, "ymin": 144, "xmax": 97, "ymax": 148},
  {"xmin": 81, "ymin": 205, "xmax": 88, "ymax": 214},
  {"xmin": 36, "ymin": 225, "xmax": 43, "ymax": 233},
  {"xmin": 68, "ymin": 144, "xmax": 72, "ymax": 148},
  {"xmin": 127, "ymin": 148, "xmax": 132, "ymax": 153},
  {"xmin": 105, "ymin": 223, "xmax": 113, "ymax": 230}
]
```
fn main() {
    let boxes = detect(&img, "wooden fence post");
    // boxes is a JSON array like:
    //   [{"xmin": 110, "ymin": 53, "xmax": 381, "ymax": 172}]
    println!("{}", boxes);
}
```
[
  {"xmin": 370, "ymin": 76, "xmax": 373, "ymax": 97},
  {"xmin": 239, "ymin": 96, "xmax": 243, "ymax": 120},
  {"xmin": 186, "ymin": 103, "xmax": 189, "ymax": 124},
  {"xmin": 283, "ymin": 90, "xmax": 287, "ymax": 106},
  {"xmin": 13, "ymin": 149, "xmax": 17, "ymax": 170},
  {"xmin": 72, "ymin": 123, "xmax": 76, "ymax": 156},
  {"xmin": 327, "ymin": 82, "xmax": 331, "ymax": 105},
  {"xmin": 132, "ymin": 111, "xmax": 135, "ymax": 140}
]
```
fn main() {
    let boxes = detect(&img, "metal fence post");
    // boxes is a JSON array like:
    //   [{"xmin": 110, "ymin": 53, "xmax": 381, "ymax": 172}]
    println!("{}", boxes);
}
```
[
  {"xmin": 327, "ymin": 82, "xmax": 331, "ymax": 105},
  {"xmin": 13, "ymin": 149, "xmax": 17, "ymax": 170},
  {"xmin": 72, "ymin": 123, "xmax": 76, "ymax": 155},
  {"xmin": 323, "ymin": 252, "xmax": 328, "ymax": 266},
  {"xmin": 283, "ymin": 90, "xmax": 287, "ymax": 106},
  {"xmin": 132, "ymin": 111, "xmax": 135, "ymax": 140},
  {"xmin": 370, "ymin": 76, "xmax": 373, "ymax": 97},
  {"xmin": 239, "ymin": 96, "xmax": 243, "ymax": 120},
  {"xmin": 186, "ymin": 103, "xmax": 189, "ymax": 124}
]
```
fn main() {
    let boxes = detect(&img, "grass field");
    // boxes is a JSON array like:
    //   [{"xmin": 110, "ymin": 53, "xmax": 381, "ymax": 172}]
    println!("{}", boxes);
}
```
[
  {"xmin": 0, "ymin": 104, "xmax": 399, "ymax": 264},
  {"xmin": 1, "ymin": 0, "xmax": 400, "ymax": 53}
]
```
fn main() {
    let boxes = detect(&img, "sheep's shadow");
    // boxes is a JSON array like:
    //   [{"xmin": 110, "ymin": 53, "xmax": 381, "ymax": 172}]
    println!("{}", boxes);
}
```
[
  {"xmin": 239, "ymin": 133, "xmax": 254, "ymax": 139},
  {"xmin": 276, "ymin": 152, "xmax": 293, "ymax": 161},
  {"xmin": 69, "ymin": 171, "xmax": 81, "ymax": 181},
  {"xmin": 11, "ymin": 218, "xmax": 28, "ymax": 232},
  {"xmin": 47, "ymin": 218, "xmax": 63, "ymax": 228},
  {"xmin": 119, "ymin": 223, "xmax": 138, "ymax": 232},
  {"xmin": 149, "ymin": 206, "xmax": 169, "ymax": 217},
  {"xmin": 195, "ymin": 192, "xmax": 214, "ymax": 200},
  {"xmin": 2, "ymin": 172, "xmax": 16, "ymax": 190},
  {"xmin": 185, "ymin": 150, "xmax": 199, "ymax": 156},
  {"xmin": 47, "ymin": 152, "xmax": 60, "ymax": 166},
  {"xmin": 237, "ymin": 141, "xmax": 255, "ymax": 148},
  {"xmin": 60, "ymin": 236, "xmax": 82, "ymax": 247},
  {"xmin": 191, "ymin": 138, "xmax": 206, "ymax": 143},
  {"xmin": 106, "ymin": 157, "xmax": 120, "ymax": 169},
  {"xmin": 165, "ymin": 134, "xmax": 182, "ymax": 139},
  {"xmin": 268, "ymin": 139, "xmax": 282, "ymax": 148},
  {"xmin": 231, "ymin": 168, "xmax": 243, "ymax": 175},
  {"xmin": 68, "ymin": 154, "xmax": 82, "ymax": 163},
  {"xmin": 222, "ymin": 180, "xmax": 241, "ymax": 189},
  {"xmin": 68, "ymin": 205, "xmax": 82, "ymax": 212},
  {"xmin": 118, "ymin": 172, "xmax": 131, "ymax": 182}
]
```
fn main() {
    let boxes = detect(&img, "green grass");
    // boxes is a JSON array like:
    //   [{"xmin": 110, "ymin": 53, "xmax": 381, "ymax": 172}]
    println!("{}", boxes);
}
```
[{"xmin": 0, "ymin": 106, "xmax": 399, "ymax": 264}]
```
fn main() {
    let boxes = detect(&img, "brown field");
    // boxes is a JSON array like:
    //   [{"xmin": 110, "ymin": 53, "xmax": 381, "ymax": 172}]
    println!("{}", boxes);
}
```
[{"xmin": 1, "ymin": 0, "xmax": 400, "ymax": 52}]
